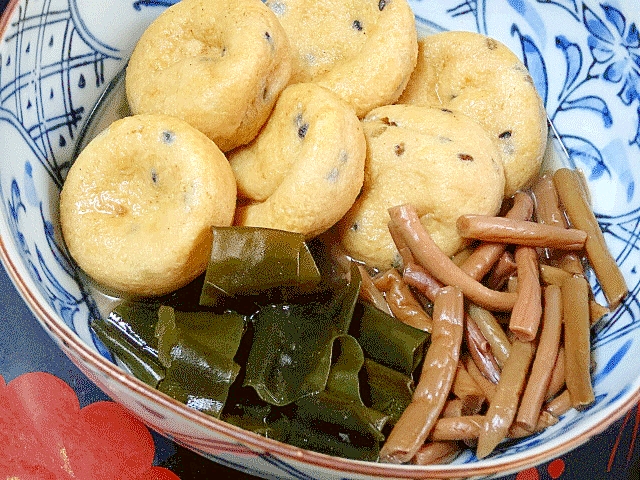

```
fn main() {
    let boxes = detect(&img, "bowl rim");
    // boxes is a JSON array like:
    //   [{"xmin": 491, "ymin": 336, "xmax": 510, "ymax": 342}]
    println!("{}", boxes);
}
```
[{"xmin": 1, "ymin": 0, "xmax": 639, "ymax": 476}]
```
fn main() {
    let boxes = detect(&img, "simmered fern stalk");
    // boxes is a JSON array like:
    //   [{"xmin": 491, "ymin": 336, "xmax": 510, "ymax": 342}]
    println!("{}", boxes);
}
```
[{"xmin": 93, "ymin": 168, "xmax": 627, "ymax": 464}]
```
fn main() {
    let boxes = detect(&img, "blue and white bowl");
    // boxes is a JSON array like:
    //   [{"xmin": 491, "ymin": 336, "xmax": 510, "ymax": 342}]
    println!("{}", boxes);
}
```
[{"xmin": 1, "ymin": 0, "xmax": 639, "ymax": 478}]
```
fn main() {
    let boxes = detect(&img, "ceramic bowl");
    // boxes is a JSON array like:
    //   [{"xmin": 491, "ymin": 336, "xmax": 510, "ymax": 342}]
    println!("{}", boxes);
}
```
[{"xmin": 1, "ymin": 0, "xmax": 639, "ymax": 478}]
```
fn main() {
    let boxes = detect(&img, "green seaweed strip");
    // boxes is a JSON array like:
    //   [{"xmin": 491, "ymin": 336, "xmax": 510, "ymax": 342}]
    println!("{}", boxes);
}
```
[
  {"xmin": 156, "ymin": 306, "xmax": 178, "ymax": 368},
  {"xmin": 158, "ymin": 337, "xmax": 241, "ymax": 418},
  {"xmin": 224, "ymin": 413, "xmax": 285, "ymax": 440},
  {"xmin": 226, "ymin": 327, "xmax": 391, "ymax": 460},
  {"xmin": 351, "ymin": 301, "xmax": 430, "ymax": 376},
  {"xmin": 281, "ymin": 335, "xmax": 388, "ymax": 461},
  {"xmin": 200, "ymin": 227, "xmax": 321, "ymax": 306},
  {"xmin": 299, "ymin": 241, "xmax": 321, "ymax": 283},
  {"xmin": 223, "ymin": 402, "xmax": 287, "ymax": 441},
  {"xmin": 155, "ymin": 306, "xmax": 246, "ymax": 418},
  {"xmin": 102, "ymin": 301, "xmax": 248, "ymax": 418},
  {"xmin": 361, "ymin": 359, "xmax": 414, "ymax": 425},
  {"xmin": 111, "ymin": 301, "xmax": 162, "ymax": 350},
  {"xmin": 320, "ymin": 333, "xmax": 388, "ymax": 438},
  {"xmin": 243, "ymin": 263, "xmax": 362, "ymax": 406},
  {"xmin": 155, "ymin": 307, "xmax": 247, "ymax": 367},
  {"xmin": 325, "ymin": 335, "xmax": 365, "ymax": 402},
  {"xmin": 285, "ymin": 391, "xmax": 387, "ymax": 461},
  {"xmin": 280, "ymin": 417, "xmax": 378, "ymax": 461},
  {"xmin": 173, "ymin": 310, "xmax": 246, "ymax": 356},
  {"xmin": 91, "ymin": 316, "xmax": 164, "ymax": 387}
]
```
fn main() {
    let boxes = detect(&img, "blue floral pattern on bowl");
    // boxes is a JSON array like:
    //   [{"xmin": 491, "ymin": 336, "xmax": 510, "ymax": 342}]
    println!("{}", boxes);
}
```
[{"xmin": 1, "ymin": 0, "xmax": 639, "ymax": 478}]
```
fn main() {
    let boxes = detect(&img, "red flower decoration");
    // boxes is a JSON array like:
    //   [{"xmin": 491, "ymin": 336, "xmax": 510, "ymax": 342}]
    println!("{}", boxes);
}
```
[{"xmin": 0, "ymin": 372, "xmax": 180, "ymax": 480}]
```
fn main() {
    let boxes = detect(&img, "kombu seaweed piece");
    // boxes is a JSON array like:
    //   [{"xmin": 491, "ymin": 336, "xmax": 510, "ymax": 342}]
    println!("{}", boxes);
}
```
[
  {"xmin": 91, "ymin": 316, "xmax": 164, "ymax": 387},
  {"xmin": 110, "ymin": 300, "xmax": 162, "ymax": 351},
  {"xmin": 325, "ymin": 335, "xmax": 365, "ymax": 401},
  {"xmin": 243, "ymin": 263, "xmax": 362, "ymax": 406},
  {"xmin": 242, "ymin": 303, "xmax": 340, "ymax": 406},
  {"xmin": 360, "ymin": 359, "xmax": 414, "ymax": 425},
  {"xmin": 199, "ymin": 227, "xmax": 321, "ymax": 306},
  {"xmin": 92, "ymin": 256, "xmax": 425, "ymax": 459},
  {"xmin": 155, "ymin": 306, "xmax": 246, "ymax": 418},
  {"xmin": 94, "ymin": 300, "xmax": 247, "ymax": 419},
  {"xmin": 282, "ymin": 334, "xmax": 389, "ymax": 461},
  {"xmin": 322, "ymin": 334, "xmax": 388, "ymax": 436},
  {"xmin": 283, "ymin": 391, "xmax": 386, "ymax": 461},
  {"xmin": 154, "ymin": 307, "xmax": 247, "ymax": 368},
  {"xmin": 174, "ymin": 310, "xmax": 247, "ymax": 355},
  {"xmin": 350, "ymin": 301, "xmax": 430, "ymax": 376},
  {"xmin": 156, "ymin": 306, "xmax": 179, "ymax": 368},
  {"xmin": 225, "ymin": 329, "xmax": 392, "ymax": 460},
  {"xmin": 158, "ymin": 337, "xmax": 241, "ymax": 418},
  {"xmin": 223, "ymin": 401, "xmax": 287, "ymax": 441}
]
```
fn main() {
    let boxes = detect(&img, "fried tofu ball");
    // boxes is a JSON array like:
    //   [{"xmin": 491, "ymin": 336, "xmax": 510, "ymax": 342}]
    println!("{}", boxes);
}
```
[
  {"xmin": 126, "ymin": 0, "xmax": 292, "ymax": 152},
  {"xmin": 60, "ymin": 114, "xmax": 237, "ymax": 297},
  {"xmin": 266, "ymin": 0, "xmax": 418, "ymax": 117},
  {"xmin": 399, "ymin": 31, "xmax": 548, "ymax": 196},
  {"xmin": 337, "ymin": 104, "xmax": 505, "ymax": 270},
  {"xmin": 230, "ymin": 83, "xmax": 366, "ymax": 238}
]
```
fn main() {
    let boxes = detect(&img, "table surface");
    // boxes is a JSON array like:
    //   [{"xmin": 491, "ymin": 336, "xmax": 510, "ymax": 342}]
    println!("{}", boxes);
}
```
[{"xmin": 1, "ymin": 1, "xmax": 639, "ymax": 478}]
